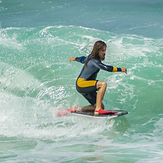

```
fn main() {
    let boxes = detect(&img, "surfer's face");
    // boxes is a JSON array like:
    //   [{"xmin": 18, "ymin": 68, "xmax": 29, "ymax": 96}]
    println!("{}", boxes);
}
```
[{"xmin": 99, "ymin": 46, "xmax": 106, "ymax": 61}]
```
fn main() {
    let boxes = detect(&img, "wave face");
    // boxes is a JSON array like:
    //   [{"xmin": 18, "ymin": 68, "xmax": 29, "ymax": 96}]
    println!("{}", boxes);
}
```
[{"xmin": 0, "ymin": 0, "xmax": 163, "ymax": 162}]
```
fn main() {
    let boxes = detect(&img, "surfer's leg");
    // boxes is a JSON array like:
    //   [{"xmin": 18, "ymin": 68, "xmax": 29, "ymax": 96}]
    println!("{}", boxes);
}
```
[
  {"xmin": 80, "ymin": 105, "xmax": 95, "ymax": 111},
  {"xmin": 76, "ymin": 78, "xmax": 105, "ymax": 112},
  {"xmin": 71, "ymin": 102, "xmax": 105, "ymax": 113},
  {"xmin": 69, "ymin": 105, "xmax": 94, "ymax": 112},
  {"xmin": 94, "ymin": 80, "xmax": 107, "ymax": 115},
  {"xmin": 78, "ymin": 103, "xmax": 104, "ymax": 112},
  {"xmin": 78, "ymin": 97, "xmax": 104, "ymax": 112},
  {"xmin": 95, "ymin": 103, "xmax": 104, "ymax": 109},
  {"xmin": 78, "ymin": 92, "xmax": 100, "ymax": 112},
  {"xmin": 74, "ymin": 91, "xmax": 104, "ymax": 112}
]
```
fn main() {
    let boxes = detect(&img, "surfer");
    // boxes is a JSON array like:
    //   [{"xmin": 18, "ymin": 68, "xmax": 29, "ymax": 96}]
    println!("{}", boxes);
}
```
[{"xmin": 68, "ymin": 40, "xmax": 127, "ymax": 115}]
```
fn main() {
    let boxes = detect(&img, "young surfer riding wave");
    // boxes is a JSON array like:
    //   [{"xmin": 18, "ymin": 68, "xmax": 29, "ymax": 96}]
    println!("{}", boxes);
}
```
[{"xmin": 68, "ymin": 40, "xmax": 127, "ymax": 115}]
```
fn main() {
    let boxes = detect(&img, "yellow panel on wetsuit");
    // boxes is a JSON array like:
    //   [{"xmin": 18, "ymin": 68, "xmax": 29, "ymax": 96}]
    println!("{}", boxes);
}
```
[
  {"xmin": 112, "ymin": 66, "xmax": 118, "ymax": 72},
  {"xmin": 77, "ymin": 78, "xmax": 96, "ymax": 88}
]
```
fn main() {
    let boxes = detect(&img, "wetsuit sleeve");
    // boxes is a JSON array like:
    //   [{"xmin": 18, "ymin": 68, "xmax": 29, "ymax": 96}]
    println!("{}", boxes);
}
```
[
  {"xmin": 92, "ymin": 59, "xmax": 121, "ymax": 72},
  {"xmin": 75, "ymin": 56, "xmax": 87, "ymax": 64}
]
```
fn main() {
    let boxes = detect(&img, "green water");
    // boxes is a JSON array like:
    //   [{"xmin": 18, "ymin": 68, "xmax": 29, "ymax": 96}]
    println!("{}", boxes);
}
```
[{"xmin": 1, "ymin": 0, "xmax": 163, "ymax": 162}]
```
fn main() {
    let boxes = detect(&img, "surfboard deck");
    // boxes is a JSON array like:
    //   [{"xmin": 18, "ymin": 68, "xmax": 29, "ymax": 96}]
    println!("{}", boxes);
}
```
[
  {"xmin": 71, "ymin": 110, "xmax": 128, "ymax": 118},
  {"xmin": 57, "ymin": 108, "xmax": 128, "ymax": 118}
]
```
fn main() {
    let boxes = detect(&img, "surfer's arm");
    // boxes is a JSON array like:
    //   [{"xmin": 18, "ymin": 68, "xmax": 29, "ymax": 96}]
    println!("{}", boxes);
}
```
[
  {"xmin": 67, "ymin": 56, "xmax": 87, "ymax": 64},
  {"xmin": 92, "ymin": 58, "xmax": 127, "ymax": 73},
  {"xmin": 99, "ymin": 63, "xmax": 127, "ymax": 74}
]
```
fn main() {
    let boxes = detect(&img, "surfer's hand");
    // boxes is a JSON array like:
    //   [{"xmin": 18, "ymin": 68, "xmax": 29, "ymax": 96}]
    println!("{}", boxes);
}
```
[
  {"xmin": 67, "ymin": 57, "xmax": 76, "ymax": 63},
  {"xmin": 121, "ymin": 67, "xmax": 127, "ymax": 74}
]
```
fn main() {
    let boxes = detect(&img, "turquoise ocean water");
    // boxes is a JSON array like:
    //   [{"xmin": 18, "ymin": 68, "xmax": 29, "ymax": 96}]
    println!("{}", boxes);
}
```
[{"xmin": 0, "ymin": 0, "xmax": 163, "ymax": 162}]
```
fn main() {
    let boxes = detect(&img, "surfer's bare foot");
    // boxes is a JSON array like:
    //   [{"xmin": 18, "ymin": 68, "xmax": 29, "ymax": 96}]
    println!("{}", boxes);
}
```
[
  {"xmin": 94, "ymin": 109, "xmax": 100, "ymax": 115},
  {"xmin": 71, "ymin": 105, "xmax": 81, "ymax": 112},
  {"xmin": 94, "ymin": 112, "xmax": 99, "ymax": 115}
]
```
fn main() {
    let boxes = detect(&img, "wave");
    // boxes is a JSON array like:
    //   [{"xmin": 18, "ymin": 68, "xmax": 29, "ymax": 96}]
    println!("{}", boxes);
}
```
[{"xmin": 0, "ymin": 25, "xmax": 163, "ymax": 140}]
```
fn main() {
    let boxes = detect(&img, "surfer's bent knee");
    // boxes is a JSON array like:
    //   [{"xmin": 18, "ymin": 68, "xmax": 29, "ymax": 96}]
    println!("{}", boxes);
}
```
[{"xmin": 96, "ymin": 81, "xmax": 107, "ymax": 90}]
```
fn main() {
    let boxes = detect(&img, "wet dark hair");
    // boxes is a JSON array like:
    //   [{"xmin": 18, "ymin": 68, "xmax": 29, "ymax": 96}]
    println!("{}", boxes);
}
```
[{"xmin": 85, "ymin": 40, "xmax": 106, "ymax": 68}]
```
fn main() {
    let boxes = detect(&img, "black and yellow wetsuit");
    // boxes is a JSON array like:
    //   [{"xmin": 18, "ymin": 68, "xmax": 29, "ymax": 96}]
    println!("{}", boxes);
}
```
[{"xmin": 75, "ymin": 56, "xmax": 121, "ymax": 105}]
